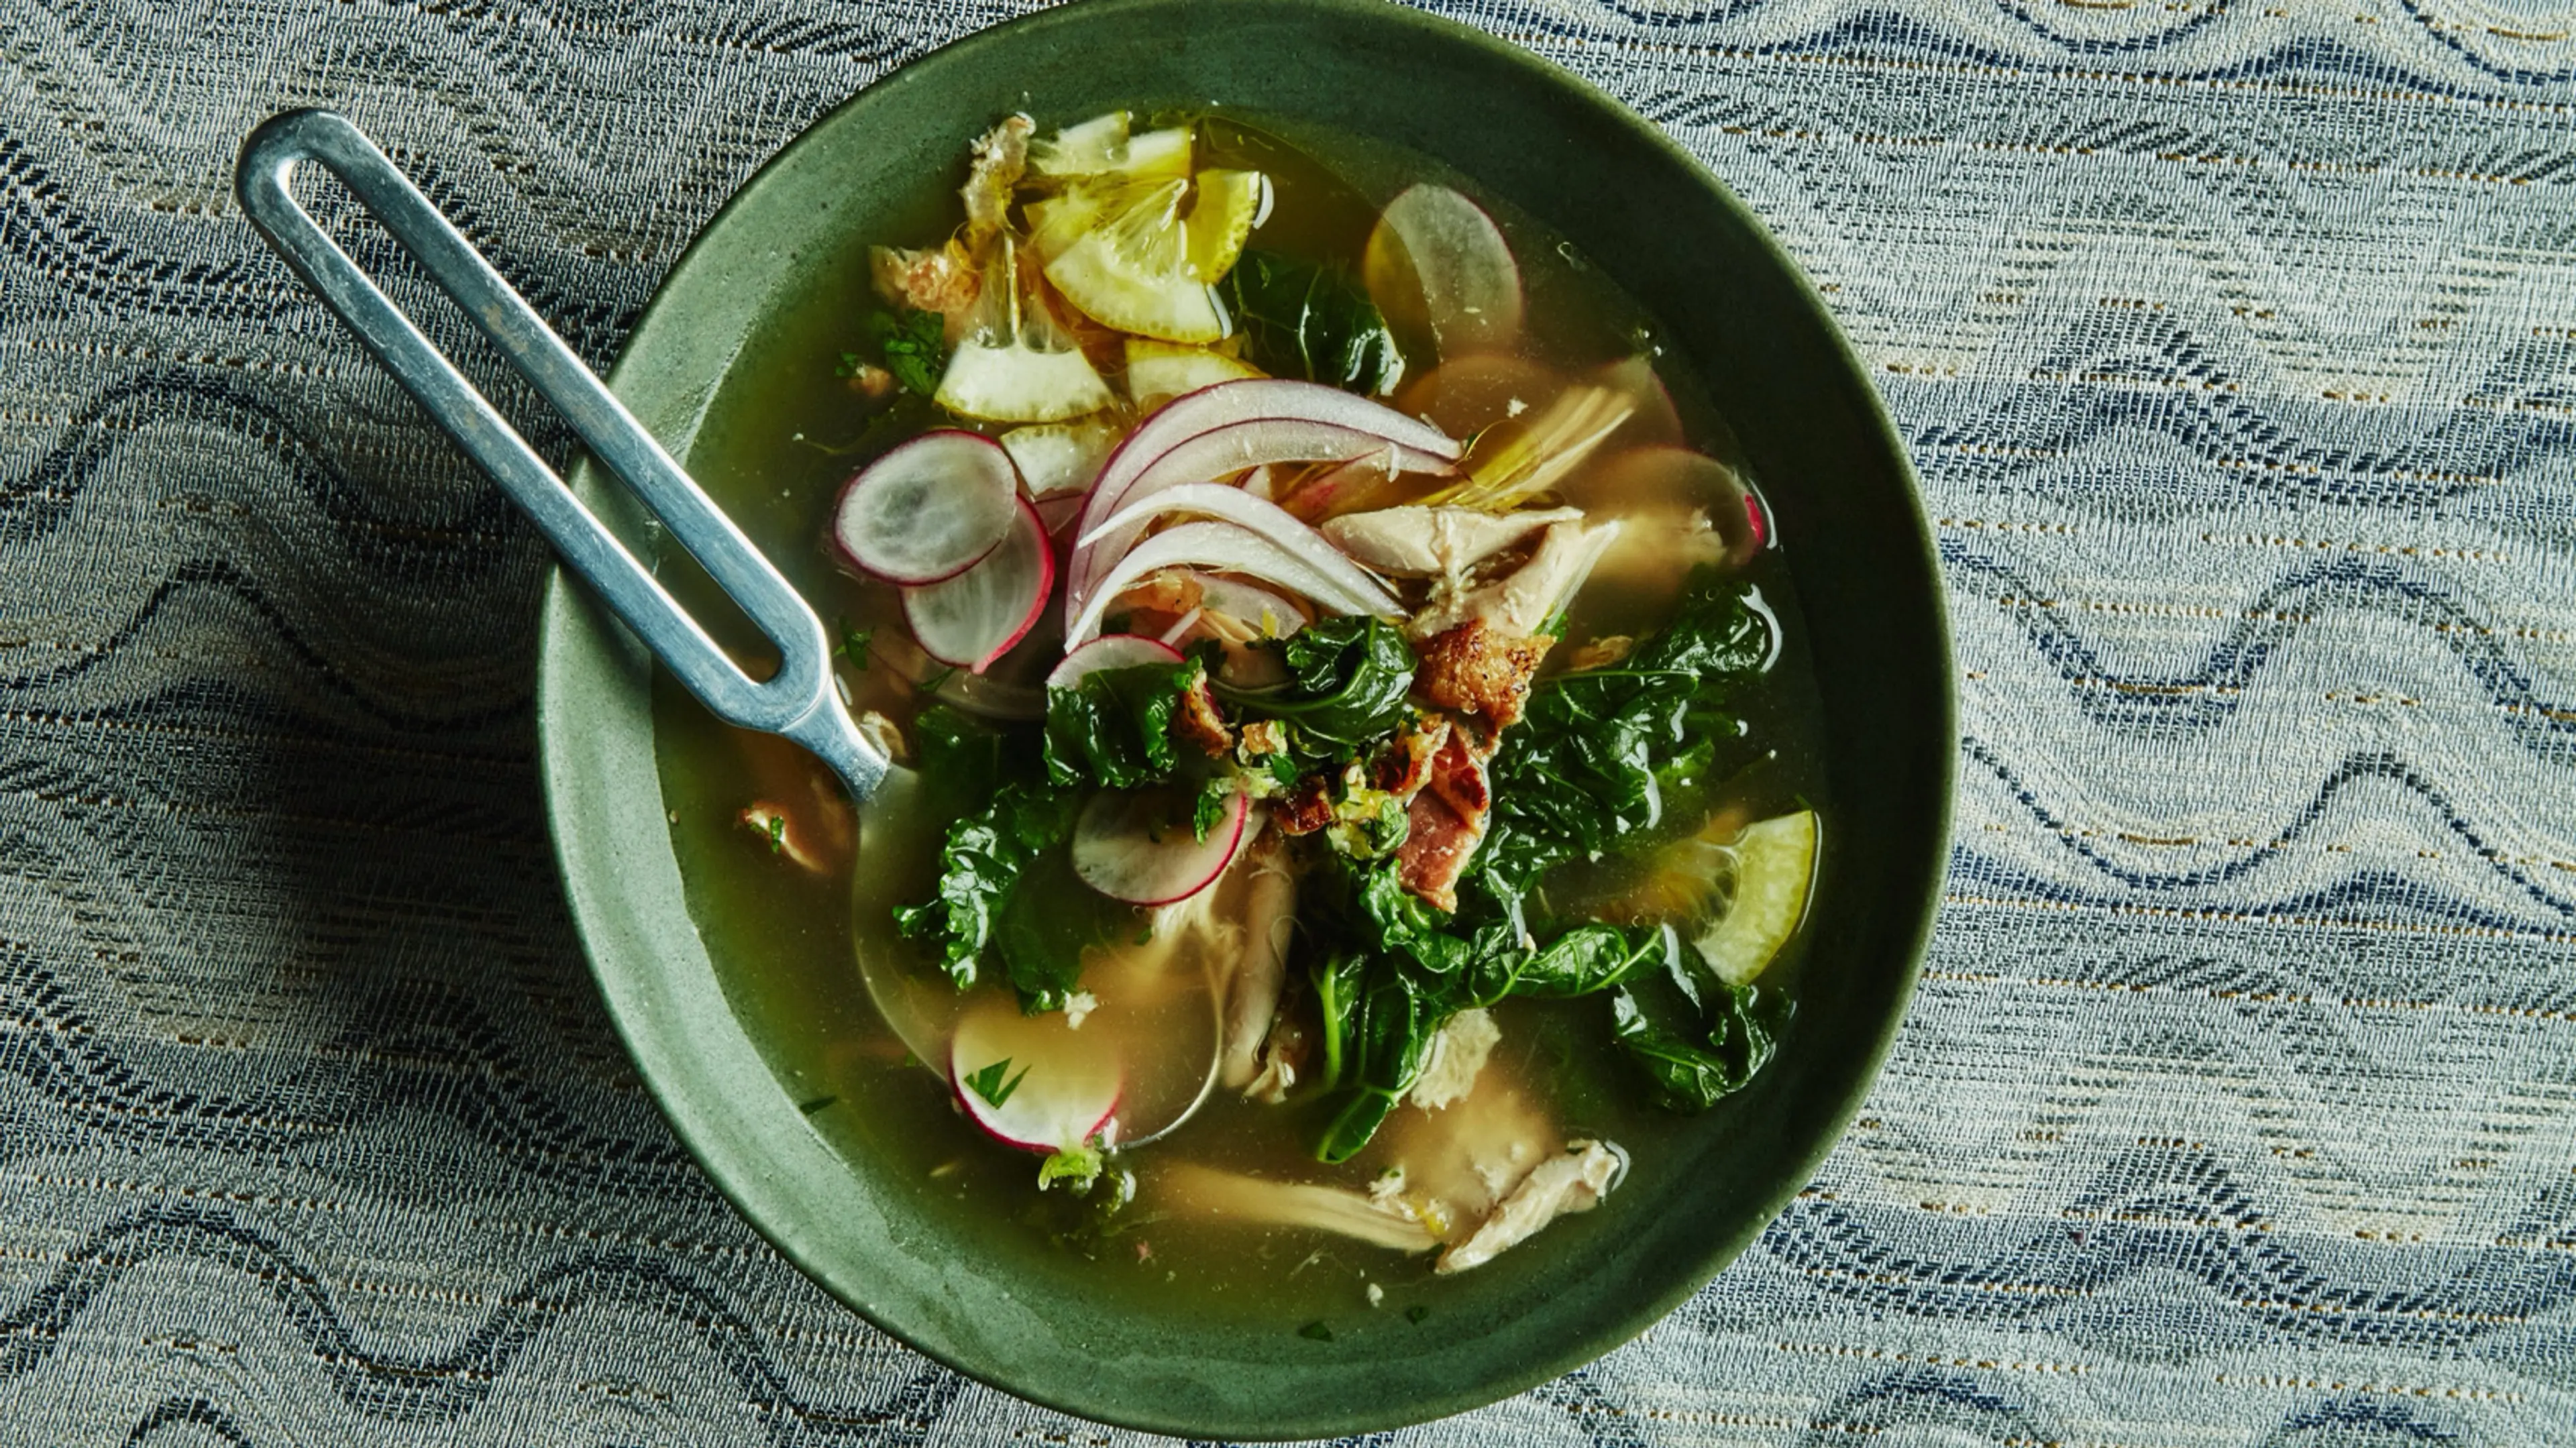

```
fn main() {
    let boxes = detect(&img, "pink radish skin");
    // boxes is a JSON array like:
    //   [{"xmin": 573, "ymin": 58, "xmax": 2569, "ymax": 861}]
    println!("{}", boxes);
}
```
[
  {"xmin": 1067, "ymin": 380, "xmax": 1460, "ymax": 612},
  {"xmin": 903, "ymin": 494, "xmax": 1055, "ymax": 673},
  {"xmin": 833, "ymin": 429, "xmax": 1020, "ymax": 585},
  {"xmin": 1372, "ymin": 184, "xmax": 1525, "ymax": 358},
  {"xmin": 1046, "ymin": 634, "xmax": 1185, "ymax": 691},
  {"xmin": 950, "ymin": 1002, "xmax": 1122, "ymax": 1152},
  {"xmin": 1073, "ymin": 785, "xmax": 1248, "ymax": 907}
]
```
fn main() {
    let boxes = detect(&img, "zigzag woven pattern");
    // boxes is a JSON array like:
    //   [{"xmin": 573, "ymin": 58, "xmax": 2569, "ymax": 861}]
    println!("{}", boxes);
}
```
[{"xmin": 3, "ymin": 0, "xmax": 2572, "ymax": 1441}]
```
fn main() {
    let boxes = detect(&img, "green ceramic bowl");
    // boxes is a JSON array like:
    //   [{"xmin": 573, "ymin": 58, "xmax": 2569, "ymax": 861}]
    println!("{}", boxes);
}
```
[{"xmin": 536, "ymin": 0, "xmax": 1952, "ymax": 1435}]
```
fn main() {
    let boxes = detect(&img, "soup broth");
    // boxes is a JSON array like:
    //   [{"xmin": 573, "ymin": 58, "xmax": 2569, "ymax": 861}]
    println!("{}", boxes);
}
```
[{"xmin": 651, "ymin": 108, "xmax": 1832, "ymax": 1325}]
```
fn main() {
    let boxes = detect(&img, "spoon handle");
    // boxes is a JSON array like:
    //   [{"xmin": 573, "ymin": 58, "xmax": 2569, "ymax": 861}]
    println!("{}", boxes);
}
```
[{"xmin": 233, "ymin": 108, "xmax": 887, "ymax": 803}]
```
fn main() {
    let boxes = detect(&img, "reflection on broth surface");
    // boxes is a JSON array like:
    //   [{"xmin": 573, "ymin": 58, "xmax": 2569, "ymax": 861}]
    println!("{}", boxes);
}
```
[{"xmin": 652, "ymin": 106, "xmax": 1831, "ymax": 1322}]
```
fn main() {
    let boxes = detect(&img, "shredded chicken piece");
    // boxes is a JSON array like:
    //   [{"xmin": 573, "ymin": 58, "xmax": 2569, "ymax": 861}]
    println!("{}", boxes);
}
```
[
  {"xmin": 1407, "ymin": 518, "xmax": 1623, "ymax": 641},
  {"xmin": 1159, "ymin": 1164, "xmax": 1441, "ymax": 1254},
  {"xmin": 740, "ymin": 801, "xmax": 830, "ymax": 873},
  {"xmin": 1397, "ymin": 730, "xmax": 1493, "ymax": 911},
  {"xmin": 869, "ymin": 241, "xmax": 980, "ymax": 317},
  {"xmin": 1438, "ymin": 384, "xmax": 1633, "ymax": 511},
  {"xmin": 853, "ymin": 710, "xmax": 910, "ymax": 767},
  {"xmin": 1435, "ymin": 1141, "xmax": 1623, "ymax": 1274},
  {"xmin": 1220, "ymin": 837, "xmax": 1296, "ymax": 1090},
  {"xmin": 959, "ymin": 114, "xmax": 1033, "ymax": 249},
  {"xmin": 1415, "ymin": 620, "xmax": 1552, "ymax": 728},
  {"xmin": 1320, "ymin": 505, "xmax": 1581, "ymax": 586},
  {"xmin": 1244, "ymin": 1012, "xmax": 1305, "ymax": 1104},
  {"xmin": 1407, "ymin": 1008, "xmax": 1500, "ymax": 1110}
]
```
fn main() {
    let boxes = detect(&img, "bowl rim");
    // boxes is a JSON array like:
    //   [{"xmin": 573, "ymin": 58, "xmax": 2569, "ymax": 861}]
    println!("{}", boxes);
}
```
[{"xmin": 536, "ymin": 0, "xmax": 1955, "ymax": 1434}]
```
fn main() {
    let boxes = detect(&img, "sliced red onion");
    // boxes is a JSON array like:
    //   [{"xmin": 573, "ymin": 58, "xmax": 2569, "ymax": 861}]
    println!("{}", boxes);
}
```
[
  {"xmin": 1079, "ymin": 482, "xmax": 1400, "ymax": 618},
  {"xmin": 1067, "ymin": 378, "xmax": 1460, "ymax": 612},
  {"xmin": 1189, "ymin": 572, "xmax": 1307, "ymax": 638},
  {"xmin": 1065, "ymin": 520, "xmax": 1399, "ymax": 647},
  {"xmin": 1070, "ymin": 421, "xmax": 1444, "ymax": 617}
]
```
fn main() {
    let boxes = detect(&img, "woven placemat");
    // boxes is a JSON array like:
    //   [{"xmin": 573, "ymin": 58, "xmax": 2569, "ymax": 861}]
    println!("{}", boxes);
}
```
[{"xmin": 4, "ymin": 0, "xmax": 2572, "ymax": 1441}]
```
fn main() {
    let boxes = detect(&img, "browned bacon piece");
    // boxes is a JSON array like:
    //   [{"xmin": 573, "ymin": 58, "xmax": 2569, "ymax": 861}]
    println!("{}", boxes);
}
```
[
  {"xmin": 1415, "ymin": 620, "xmax": 1552, "ymax": 728},
  {"xmin": 1274, "ymin": 774, "xmax": 1336, "ymax": 836},
  {"xmin": 1368, "ymin": 715, "xmax": 1452, "ymax": 799},
  {"xmin": 1171, "ymin": 675, "xmax": 1234, "ymax": 757},
  {"xmin": 1397, "ymin": 729, "xmax": 1496, "ymax": 911}
]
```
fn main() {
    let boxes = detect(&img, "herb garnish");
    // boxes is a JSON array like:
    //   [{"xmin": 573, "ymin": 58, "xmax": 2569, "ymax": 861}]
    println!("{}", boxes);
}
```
[
  {"xmin": 860, "ymin": 308, "xmax": 949, "ymax": 397},
  {"xmin": 963, "ymin": 1057, "xmax": 1029, "ymax": 1109}
]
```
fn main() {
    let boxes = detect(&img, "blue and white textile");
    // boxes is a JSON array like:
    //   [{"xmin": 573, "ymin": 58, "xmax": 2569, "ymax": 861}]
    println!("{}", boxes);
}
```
[{"xmin": 3, "ymin": 0, "xmax": 2572, "ymax": 1441}]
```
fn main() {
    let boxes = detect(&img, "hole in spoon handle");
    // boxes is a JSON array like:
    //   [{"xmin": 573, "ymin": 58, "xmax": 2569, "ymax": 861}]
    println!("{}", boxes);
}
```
[{"xmin": 232, "ymin": 107, "xmax": 885, "ymax": 802}]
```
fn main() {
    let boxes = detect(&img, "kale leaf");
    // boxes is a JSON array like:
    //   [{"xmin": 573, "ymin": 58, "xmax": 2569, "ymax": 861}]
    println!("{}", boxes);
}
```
[
  {"xmin": 1609, "ymin": 946, "xmax": 1782, "ymax": 1111},
  {"xmin": 1210, "ymin": 616, "xmax": 1416, "ymax": 751},
  {"xmin": 1479, "ymin": 570, "xmax": 1771, "ymax": 904},
  {"xmin": 1219, "ymin": 250, "xmax": 1405, "ymax": 396},
  {"xmin": 863, "ymin": 308, "xmax": 949, "ymax": 397},
  {"xmin": 892, "ymin": 778, "xmax": 1081, "ymax": 991},
  {"xmin": 1315, "ymin": 962, "xmax": 1438, "ymax": 1163},
  {"xmin": 1043, "ymin": 659, "xmax": 1201, "ymax": 791}
]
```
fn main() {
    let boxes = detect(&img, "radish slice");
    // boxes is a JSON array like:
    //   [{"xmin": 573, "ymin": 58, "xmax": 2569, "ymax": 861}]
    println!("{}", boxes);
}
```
[
  {"xmin": 904, "ymin": 494, "xmax": 1055, "ymax": 672},
  {"xmin": 951, "ymin": 999, "xmax": 1122, "ymax": 1152},
  {"xmin": 1067, "ymin": 521, "xmax": 1398, "ymax": 647},
  {"xmin": 832, "ymin": 430, "xmax": 1020, "ymax": 585},
  {"xmin": 1364, "ymin": 184, "xmax": 1524, "ymax": 359},
  {"xmin": 1068, "ymin": 380, "xmax": 1460, "ymax": 608},
  {"xmin": 1079, "ymin": 483, "xmax": 1400, "ymax": 616},
  {"xmin": 1073, "ymin": 785, "xmax": 1248, "ymax": 906},
  {"xmin": 1046, "ymin": 633, "xmax": 1185, "ymax": 691},
  {"xmin": 1071, "ymin": 419, "xmax": 1446, "ymax": 618}
]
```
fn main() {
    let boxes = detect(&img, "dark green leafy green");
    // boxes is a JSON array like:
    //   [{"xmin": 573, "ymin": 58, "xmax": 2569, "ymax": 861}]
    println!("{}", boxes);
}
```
[
  {"xmin": 1511, "ymin": 923, "xmax": 1677, "ymax": 999},
  {"xmin": 1609, "ymin": 948, "xmax": 1782, "ymax": 1111},
  {"xmin": 1042, "ymin": 660, "xmax": 1202, "ymax": 790},
  {"xmin": 1316, "ymin": 965, "xmax": 1436, "ymax": 1162},
  {"xmin": 1219, "ymin": 250, "xmax": 1405, "ymax": 395},
  {"xmin": 860, "ymin": 307, "xmax": 949, "ymax": 397},
  {"xmin": 1302, "ymin": 858, "xmax": 1674, "ymax": 1159},
  {"xmin": 990, "ymin": 849, "xmax": 1133, "ymax": 1011},
  {"xmin": 893, "ymin": 781, "xmax": 1082, "ymax": 991},
  {"xmin": 1478, "ymin": 571, "xmax": 1772, "ymax": 907},
  {"xmin": 1210, "ymin": 616, "xmax": 1415, "ymax": 750}
]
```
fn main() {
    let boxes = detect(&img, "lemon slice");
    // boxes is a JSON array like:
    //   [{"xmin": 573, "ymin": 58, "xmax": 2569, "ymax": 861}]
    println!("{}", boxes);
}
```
[
  {"xmin": 1690, "ymin": 809, "xmax": 1818, "ymax": 988},
  {"xmin": 1030, "ymin": 111, "xmax": 1193, "ymax": 182},
  {"xmin": 1124, "ymin": 337, "xmax": 1261, "ymax": 406},
  {"xmin": 1044, "ymin": 170, "xmax": 1267, "ymax": 343},
  {"xmin": 1184, "ymin": 168, "xmax": 1268, "ymax": 281},
  {"xmin": 936, "ymin": 340, "xmax": 1113, "ymax": 423}
]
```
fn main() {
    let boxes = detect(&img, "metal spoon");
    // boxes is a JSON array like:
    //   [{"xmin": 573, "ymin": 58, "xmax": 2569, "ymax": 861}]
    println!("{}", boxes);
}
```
[
  {"xmin": 234, "ymin": 109, "xmax": 1222, "ymax": 1146},
  {"xmin": 234, "ymin": 109, "xmax": 885, "ymax": 801}
]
